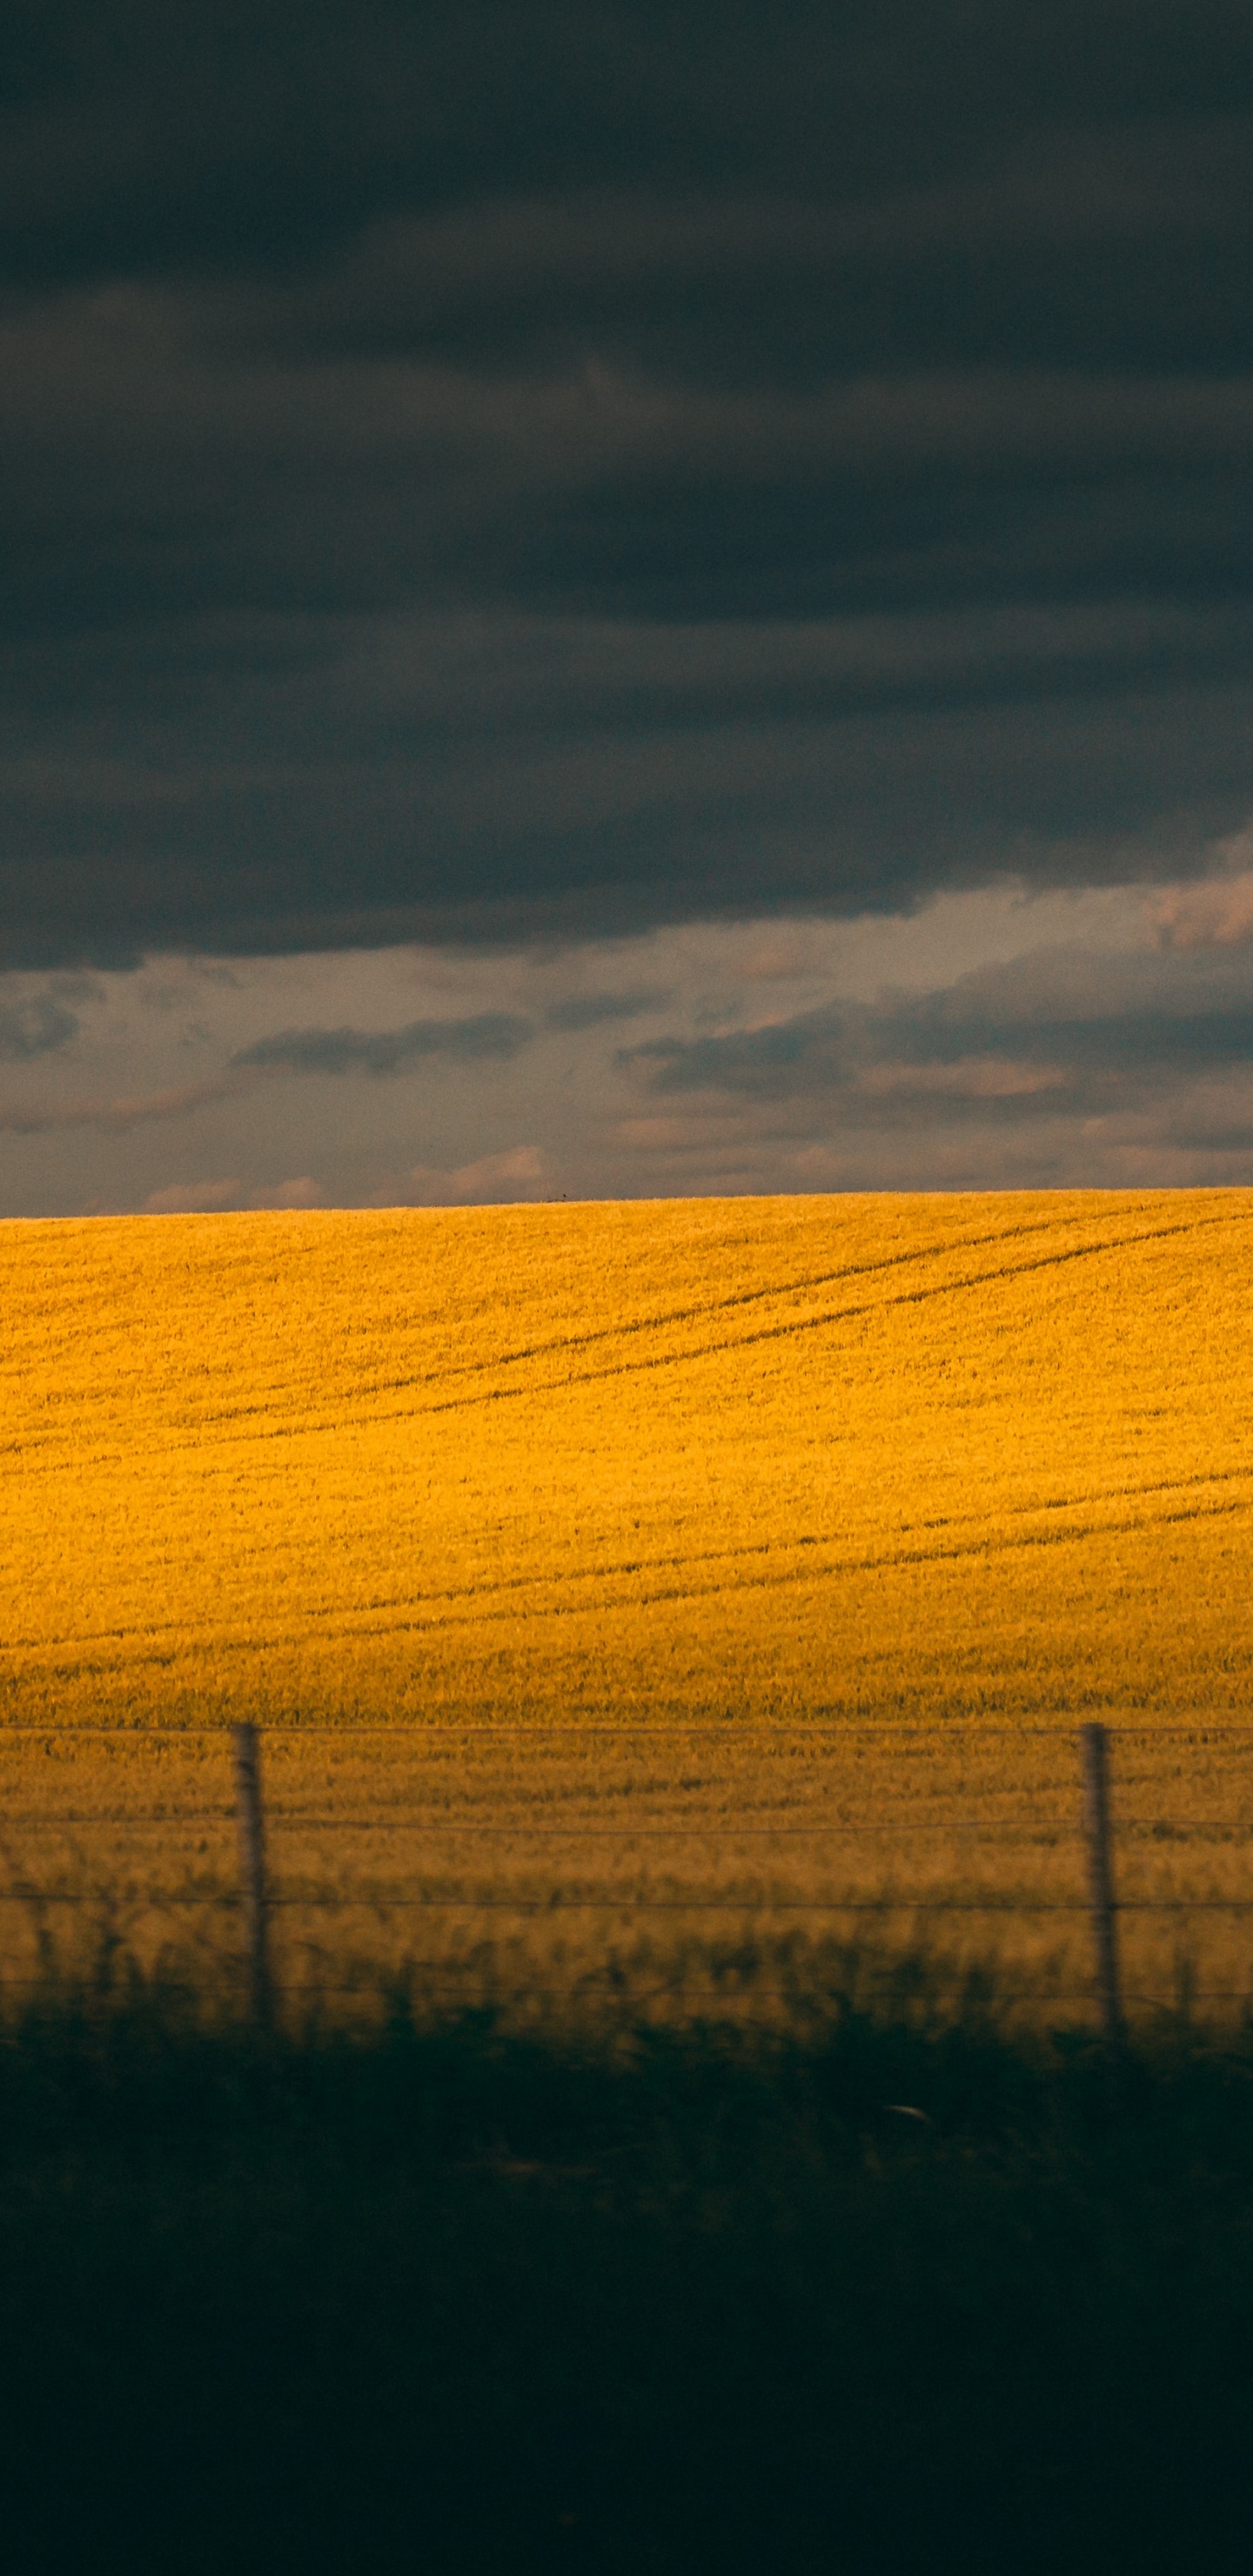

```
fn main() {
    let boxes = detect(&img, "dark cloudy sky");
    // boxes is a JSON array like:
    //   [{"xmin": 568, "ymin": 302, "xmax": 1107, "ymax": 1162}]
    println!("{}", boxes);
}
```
[{"xmin": 3, "ymin": 2, "xmax": 1253, "ymax": 1213}]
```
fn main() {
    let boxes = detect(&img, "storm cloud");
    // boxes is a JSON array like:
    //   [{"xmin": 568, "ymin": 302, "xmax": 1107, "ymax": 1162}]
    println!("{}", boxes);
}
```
[{"xmin": 3, "ymin": 2, "xmax": 1252, "ymax": 967}]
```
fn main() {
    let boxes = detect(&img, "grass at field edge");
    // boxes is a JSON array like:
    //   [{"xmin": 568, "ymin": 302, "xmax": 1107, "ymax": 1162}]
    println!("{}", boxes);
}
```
[{"xmin": 3, "ymin": 1978, "xmax": 1253, "ymax": 2574}]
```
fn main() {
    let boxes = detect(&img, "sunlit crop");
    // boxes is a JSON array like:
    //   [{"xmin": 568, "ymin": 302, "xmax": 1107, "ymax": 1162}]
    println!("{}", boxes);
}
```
[{"xmin": 2, "ymin": 1188, "xmax": 1251, "ymax": 2023}]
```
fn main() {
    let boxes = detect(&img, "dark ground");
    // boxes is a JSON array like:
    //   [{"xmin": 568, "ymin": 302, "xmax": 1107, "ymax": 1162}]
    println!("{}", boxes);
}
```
[{"xmin": 2, "ymin": 1993, "xmax": 1251, "ymax": 2575}]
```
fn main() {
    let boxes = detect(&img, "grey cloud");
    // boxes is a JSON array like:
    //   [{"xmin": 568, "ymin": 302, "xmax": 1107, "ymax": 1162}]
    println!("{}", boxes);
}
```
[
  {"xmin": 1149, "ymin": 859, "xmax": 1253, "ymax": 949},
  {"xmin": 265, "ymin": 128, "xmax": 1253, "ymax": 370},
  {"xmin": 4, "ymin": 623, "xmax": 1253, "ymax": 969},
  {"xmin": 0, "ymin": 1076, "xmax": 231, "ymax": 1135},
  {"xmin": 0, "ymin": 993, "xmax": 77, "ymax": 1058},
  {"xmin": 544, "ymin": 988, "xmax": 667, "ymax": 1032},
  {"xmin": 231, "ymin": 1012, "xmax": 533, "ymax": 1077},
  {"xmin": 620, "ymin": 941, "xmax": 1253, "ymax": 1125},
  {"xmin": 3, "ymin": 9, "xmax": 1250, "ymax": 323},
  {"xmin": 625, "ymin": 1017, "xmax": 854, "ymax": 1097}
]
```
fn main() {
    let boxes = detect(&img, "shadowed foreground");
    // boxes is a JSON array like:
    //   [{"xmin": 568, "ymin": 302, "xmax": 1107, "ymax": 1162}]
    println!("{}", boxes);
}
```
[{"xmin": 3, "ymin": 1988, "xmax": 1252, "ymax": 2575}]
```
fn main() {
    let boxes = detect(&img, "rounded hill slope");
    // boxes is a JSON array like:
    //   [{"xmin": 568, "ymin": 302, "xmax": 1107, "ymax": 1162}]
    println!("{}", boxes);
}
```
[{"xmin": 3, "ymin": 1189, "xmax": 1250, "ymax": 1733}]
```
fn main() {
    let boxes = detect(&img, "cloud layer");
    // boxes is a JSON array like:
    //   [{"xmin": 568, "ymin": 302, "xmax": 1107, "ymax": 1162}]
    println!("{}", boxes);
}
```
[
  {"xmin": 2, "ymin": 3, "xmax": 1252, "ymax": 964},
  {"xmin": 231, "ymin": 1011, "xmax": 533, "ymax": 1076},
  {"xmin": 621, "ymin": 939, "xmax": 1253, "ymax": 1131},
  {"xmin": 1, "ymin": 874, "xmax": 1251, "ymax": 1215}
]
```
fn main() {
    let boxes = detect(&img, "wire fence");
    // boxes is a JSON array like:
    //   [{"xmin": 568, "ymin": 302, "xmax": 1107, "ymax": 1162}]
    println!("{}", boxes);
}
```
[{"xmin": 2, "ymin": 1718, "xmax": 1250, "ymax": 2029}]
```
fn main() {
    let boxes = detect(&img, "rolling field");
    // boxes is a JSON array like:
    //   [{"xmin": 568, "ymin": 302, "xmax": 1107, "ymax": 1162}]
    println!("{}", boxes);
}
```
[{"xmin": 3, "ymin": 1186, "xmax": 1252, "ymax": 2022}]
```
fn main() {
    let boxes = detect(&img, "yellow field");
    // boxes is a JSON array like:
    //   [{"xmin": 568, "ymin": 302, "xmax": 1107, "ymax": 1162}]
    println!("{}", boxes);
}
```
[{"xmin": 2, "ymin": 1187, "xmax": 1252, "ymax": 2023}]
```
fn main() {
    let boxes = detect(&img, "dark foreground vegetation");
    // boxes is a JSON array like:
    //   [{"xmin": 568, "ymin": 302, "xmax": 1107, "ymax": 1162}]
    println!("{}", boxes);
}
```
[{"xmin": 3, "ymin": 1983, "xmax": 1253, "ymax": 2576}]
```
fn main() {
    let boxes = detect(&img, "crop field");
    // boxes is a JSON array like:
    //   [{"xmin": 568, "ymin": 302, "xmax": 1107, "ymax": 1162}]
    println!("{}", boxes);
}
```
[{"xmin": 2, "ymin": 1186, "xmax": 1252, "ymax": 2023}]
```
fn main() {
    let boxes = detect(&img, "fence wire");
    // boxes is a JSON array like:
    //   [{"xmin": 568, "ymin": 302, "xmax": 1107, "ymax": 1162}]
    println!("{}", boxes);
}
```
[{"xmin": 3, "ymin": 1721, "xmax": 1251, "ymax": 2024}]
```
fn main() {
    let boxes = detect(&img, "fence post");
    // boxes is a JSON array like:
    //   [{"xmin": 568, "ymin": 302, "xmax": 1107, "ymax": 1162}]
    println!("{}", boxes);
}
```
[
  {"xmin": 233, "ymin": 1722, "xmax": 273, "ymax": 2030},
  {"xmin": 1080, "ymin": 1722, "xmax": 1122, "ymax": 2056}
]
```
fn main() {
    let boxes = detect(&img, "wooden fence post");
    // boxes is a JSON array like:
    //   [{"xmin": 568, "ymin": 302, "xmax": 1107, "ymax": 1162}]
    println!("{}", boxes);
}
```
[
  {"xmin": 1080, "ymin": 1721, "xmax": 1122, "ymax": 2055},
  {"xmin": 233, "ymin": 1722, "xmax": 273, "ymax": 2030}
]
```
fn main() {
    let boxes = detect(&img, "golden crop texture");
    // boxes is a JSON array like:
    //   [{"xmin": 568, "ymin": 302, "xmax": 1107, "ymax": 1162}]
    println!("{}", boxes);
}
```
[{"xmin": 2, "ymin": 1188, "xmax": 1251, "ymax": 2026}]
